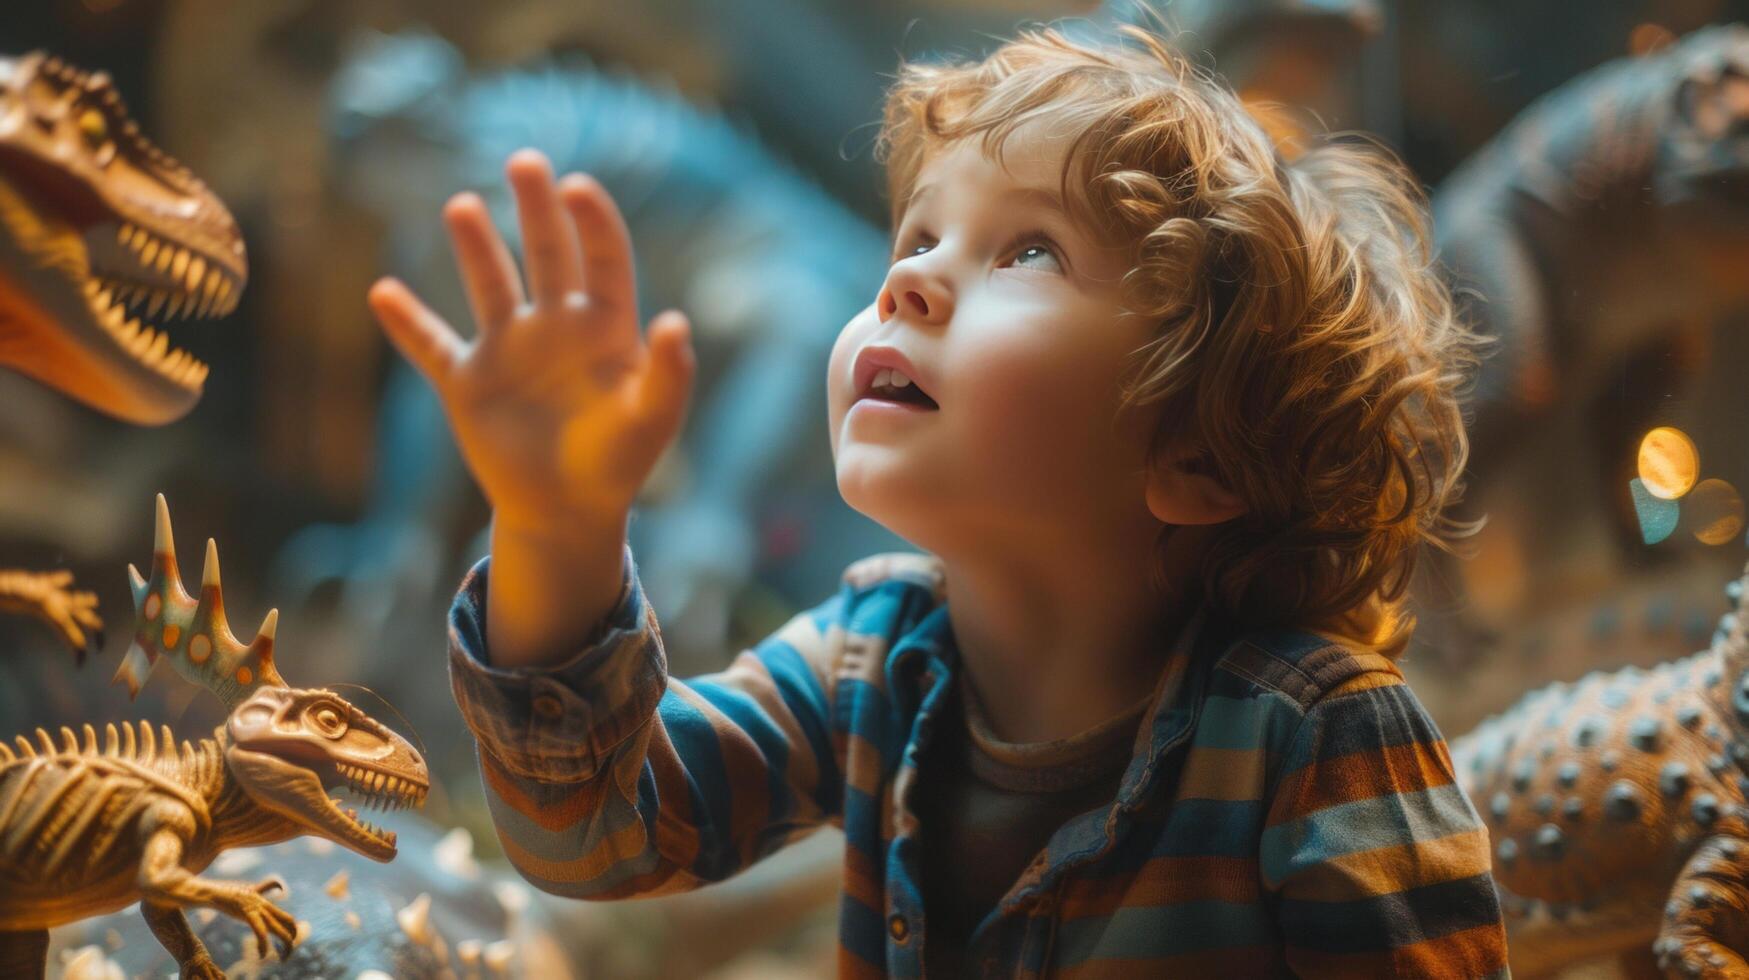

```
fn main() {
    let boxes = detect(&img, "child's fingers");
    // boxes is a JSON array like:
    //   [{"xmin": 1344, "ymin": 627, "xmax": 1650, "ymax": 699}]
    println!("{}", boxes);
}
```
[
  {"xmin": 635, "ymin": 310, "xmax": 696, "ymax": 440},
  {"xmin": 558, "ymin": 173, "xmax": 638, "ymax": 324},
  {"xmin": 443, "ymin": 192, "xmax": 525, "ymax": 332},
  {"xmin": 368, "ymin": 277, "xmax": 464, "ymax": 388},
  {"xmin": 506, "ymin": 150, "xmax": 585, "ymax": 307}
]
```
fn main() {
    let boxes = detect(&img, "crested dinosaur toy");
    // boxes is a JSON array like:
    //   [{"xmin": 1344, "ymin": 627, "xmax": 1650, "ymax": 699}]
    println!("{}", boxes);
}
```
[
  {"xmin": 0, "ymin": 50, "xmax": 247, "ymax": 663},
  {"xmin": 0, "ymin": 496, "xmax": 428, "ymax": 980},
  {"xmin": 1454, "ymin": 561, "xmax": 1749, "ymax": 978}
]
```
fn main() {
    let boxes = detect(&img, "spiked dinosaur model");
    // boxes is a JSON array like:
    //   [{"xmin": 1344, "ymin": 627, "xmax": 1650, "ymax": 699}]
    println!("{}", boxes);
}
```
[
  {"xmin": 0, "ymin": 497, "xmax": 429, "ymax": 979},
  {"xmin": 0, "ymin": 50, "xmax": 247, "ymax": 663},
  {"xmin": 1453, "ymin": 561, "xmax": 1749, "ymax": 978}
]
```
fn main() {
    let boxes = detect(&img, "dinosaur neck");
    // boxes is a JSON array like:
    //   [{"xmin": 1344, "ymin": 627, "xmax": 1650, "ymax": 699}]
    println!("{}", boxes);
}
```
[{"xmin": 204, "ymin": 727, "xmax": 298, "ymax": 852}]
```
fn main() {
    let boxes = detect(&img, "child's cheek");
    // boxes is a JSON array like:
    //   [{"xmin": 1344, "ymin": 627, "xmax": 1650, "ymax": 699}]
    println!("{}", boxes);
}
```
[{"xmin": 824, "ymin": 313, "xmax": 868, "ymax": 456}]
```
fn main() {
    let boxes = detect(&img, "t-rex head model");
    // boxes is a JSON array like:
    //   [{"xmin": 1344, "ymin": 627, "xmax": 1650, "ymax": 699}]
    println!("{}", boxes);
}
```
[
  {"xmin": 225, "ymin": 685, "xmax": 428, "ymax": 861},
  {"xmin": 120, "ymin": 495, "xmax": 429, "ymax": 860},
  {"xmin": 0, "ymin": 52, "xmax": 245, "ymax": 424}
]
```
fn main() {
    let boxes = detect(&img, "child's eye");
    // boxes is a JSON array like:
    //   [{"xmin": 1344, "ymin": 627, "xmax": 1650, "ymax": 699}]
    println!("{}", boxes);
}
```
[
  {"xmin": 1006, "ymin": 235, "xmax": 1064, "ymax": 274},
  {"xmin": 893, "ymin": 236, "xmax": 935, "ymax": 262}
]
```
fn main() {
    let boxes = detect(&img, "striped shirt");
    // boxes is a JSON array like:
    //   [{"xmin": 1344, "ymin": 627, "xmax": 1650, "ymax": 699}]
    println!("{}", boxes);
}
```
[{"xmin": 448, "ymin": 547, "xmax": 1509, "ymax": 978}]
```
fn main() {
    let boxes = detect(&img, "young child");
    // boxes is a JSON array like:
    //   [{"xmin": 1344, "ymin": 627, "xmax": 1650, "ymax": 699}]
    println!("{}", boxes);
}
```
[{"xmin": 368, "ymin": 22, "xmax": 1509, "ymax": 979}]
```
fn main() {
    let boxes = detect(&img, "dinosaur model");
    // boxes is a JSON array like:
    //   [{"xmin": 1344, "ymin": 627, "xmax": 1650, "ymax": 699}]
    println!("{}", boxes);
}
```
[
  {"xmin": 0, "ymin": 50, "xmax": 248, "ymax": 664},
  {"xmin": 1436, "ymin": 25, "xmax": 1749, "ymax": 481},
  {"xmin": 0, "ymin": 497, "xmax": 429, "ymax": 979},
  {"xmin": 1453, "ymin": 560, "xmax": 1749, "ymax": 978},
  {"xmin": 1422, "ymin": 26, "xmax": 1749, "ymax": 663}
]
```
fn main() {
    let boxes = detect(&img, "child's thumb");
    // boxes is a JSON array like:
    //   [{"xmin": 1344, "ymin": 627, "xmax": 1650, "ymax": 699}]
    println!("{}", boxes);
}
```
[{"xmin": 638, "ymin": 310, "xmax": 696, "ymax": 437}]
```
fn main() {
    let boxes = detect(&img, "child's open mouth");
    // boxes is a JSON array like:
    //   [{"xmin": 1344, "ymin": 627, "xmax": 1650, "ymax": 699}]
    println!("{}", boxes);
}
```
[
  {"xmin": 864, "ymin": 367, "xmax": 940, "ymax": 409},
  {"xmin": 853, "ymin": 347, "xmax": 940, "ymax": 411}
]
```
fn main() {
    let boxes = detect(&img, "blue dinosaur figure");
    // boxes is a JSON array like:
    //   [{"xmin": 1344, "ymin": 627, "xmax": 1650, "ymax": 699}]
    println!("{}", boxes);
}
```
[{"xmin": 282, "ymin": 30, "xmax": 908, "ymax": 668}]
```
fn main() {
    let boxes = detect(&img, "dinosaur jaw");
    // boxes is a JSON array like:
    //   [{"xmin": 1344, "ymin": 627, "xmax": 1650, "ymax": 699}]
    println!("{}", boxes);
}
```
[
  {"xmin": 0, "ymin": 173, "xmax": 238, "ymax": 423},
  {"xmin": 227, "ymin": 747, "xmax": 425, "ymax": 862}
]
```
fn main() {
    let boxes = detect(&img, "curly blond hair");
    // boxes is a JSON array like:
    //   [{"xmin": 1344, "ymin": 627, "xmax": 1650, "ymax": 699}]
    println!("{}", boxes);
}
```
[{"xmin": 875, "ymin": 23, "xmax": 1482, "ymax": 657}]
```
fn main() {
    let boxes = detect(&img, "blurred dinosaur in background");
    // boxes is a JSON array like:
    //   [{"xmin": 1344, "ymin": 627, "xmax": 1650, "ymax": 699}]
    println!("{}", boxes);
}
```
[
  {"xmin": 0, "ymin": 497, "xmax": 429, "ymax": 980},
  {"xmin": 1454, "ymin": 563, "xmax": 1749, "ymax": 979},
  {"xmin": 1422, "ymin": 26, "xmax": 1749, "ymax": 662},
  {"xmin": 299, "ymin": 30, "xmax": 901, "ymax": 667},
  {"xmin": 0, "ymin": 51, "xmax": 247, "ymax": 663}
]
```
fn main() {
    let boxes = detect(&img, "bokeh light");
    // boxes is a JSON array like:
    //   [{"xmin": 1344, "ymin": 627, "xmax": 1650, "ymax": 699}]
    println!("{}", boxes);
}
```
[
  {"xmin": 1637, "ymin": 426, "xmax": 1699, "ymax": 500},
  {"xmin": 1688, "ymin": 478, "xmax": 1744, "ymax": 545},
  {"xmin": 1630, "ymin": 478, "xmax": 1681, "ymax": 545}
]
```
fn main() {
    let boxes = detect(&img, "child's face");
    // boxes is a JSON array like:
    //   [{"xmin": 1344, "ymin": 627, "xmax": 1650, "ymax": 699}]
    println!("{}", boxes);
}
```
[{"xmin": 828, "ymin": 125, "xmax": 1163, "ymax": 555}]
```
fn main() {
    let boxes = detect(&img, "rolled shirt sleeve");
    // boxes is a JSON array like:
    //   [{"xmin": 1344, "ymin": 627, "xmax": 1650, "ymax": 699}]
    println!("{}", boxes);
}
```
[{"xmin": 447, "ymin": 543, "xmax": 665, "ymax": 784}]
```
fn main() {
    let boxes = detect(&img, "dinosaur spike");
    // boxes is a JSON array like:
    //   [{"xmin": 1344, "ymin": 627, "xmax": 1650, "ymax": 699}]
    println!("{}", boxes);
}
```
[
  {"xmin": 35, "ymin": 729, "xmax": 53, "ymax": 755},
  {"xmin": 81, "ymin": 724, "xmax": 96, "ymax": 755},
  {"xmin": 154, "ymin": 493, "xmax": 173, "ymax": 558},
  {"xmin": 202, "ymin": 538, "xmax": 219, "ymax": 588},
  {"xmin": 113, "ymin": 642, "xmax": 153, "ymax": 699},
  {"xmin": 0, "ymin": 744, "xmax": 11, "ymax": 764},
  {"xmin": 103, "ymin": 724, "xmax": 118, "ymax": 755},
  {"xmin": 127, "ymin": 563, "xmax": 147, "ymax": 606},
  {"xmin": 249, "ymin": 608, "xmax": 286, "ymax": 689},
  {"xmin": 160, "ymin": 725, "xmax": 174, "ymax": 755},
  {"xmin": 12, "ymin": 736, "xmax": 30, "ymax": 759},
  {"xmin": 139, "ymin": 721, "xmax": 154, "ymax": 761},
  {"xmin": 121, "ymin": 723, "xmax": 135, "ymax": 758},
  {"xmin": 59, "ymin": 727, "xmax": 76, "ymax": 753}
]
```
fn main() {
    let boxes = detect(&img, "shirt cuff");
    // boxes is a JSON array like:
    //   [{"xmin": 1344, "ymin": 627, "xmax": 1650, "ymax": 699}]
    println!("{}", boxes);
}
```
[{"xmin": 447, "ymin": 543, "xmax": 667, "ymax": 783}]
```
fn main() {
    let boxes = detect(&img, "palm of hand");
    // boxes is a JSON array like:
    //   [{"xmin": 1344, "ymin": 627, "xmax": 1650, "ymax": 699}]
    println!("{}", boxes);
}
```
[{"xmin": 369, "ymin": 150, "xmax": 694, "ymax": 533}]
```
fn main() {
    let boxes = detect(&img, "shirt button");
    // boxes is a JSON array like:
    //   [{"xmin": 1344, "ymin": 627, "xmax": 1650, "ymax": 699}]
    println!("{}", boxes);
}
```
[
  {"xmin": 533, "ymin": 694, "xmax": 564, "ymax": 720},
  {"xmin": 889, "ymin": 914, "xmax": 909, "ymax": 943}
]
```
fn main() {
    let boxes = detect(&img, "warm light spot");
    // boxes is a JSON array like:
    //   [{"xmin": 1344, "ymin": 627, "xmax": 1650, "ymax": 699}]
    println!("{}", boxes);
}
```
[
  {"xmin": 161, "ymin": 625, "xmax": 181, "ymax": 649},
  {"xmin": 1638, "ymin": 427, "xmax": 1699, "ymax": 500},
  {"xmin": 1630, "ymin": 23, "xmax": 1676, "ymax": 56},
  {"xmin": 144, "ymin": 594, "xmax": 160, "ymax": 620},
  {"xmin": 236, "ymin": 666, "xmax": 252, "ymax": 685},
  {"xmin": 189, "ymin": 635, "xmax": 211, "ymax": 664},
  {"xmin": 1689, "ymin": 478, "xmax": 1744, "ymax": 545}
]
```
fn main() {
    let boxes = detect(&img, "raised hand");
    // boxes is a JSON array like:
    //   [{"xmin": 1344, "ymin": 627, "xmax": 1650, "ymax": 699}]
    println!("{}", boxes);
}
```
[{"xmin": 367, "ymin": 149, "xmax": 695, "ymax": 538}]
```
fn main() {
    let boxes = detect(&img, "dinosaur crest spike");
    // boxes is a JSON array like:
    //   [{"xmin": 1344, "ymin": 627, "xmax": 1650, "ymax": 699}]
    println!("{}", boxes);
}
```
[{"xmin": 118, "ymin": 496, "xmax": 292, "ymax": 706}]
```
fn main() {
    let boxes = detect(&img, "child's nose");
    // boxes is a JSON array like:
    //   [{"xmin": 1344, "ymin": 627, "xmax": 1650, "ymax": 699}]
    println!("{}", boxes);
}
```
[{"xmin": 877, "ymin": 263, "xmax": 953, "ymax": 326}]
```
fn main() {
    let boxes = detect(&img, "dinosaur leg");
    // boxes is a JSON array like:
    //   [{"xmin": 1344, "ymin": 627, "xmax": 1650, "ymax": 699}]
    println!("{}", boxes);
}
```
[
  {"xmin": 141, "ymin": 900, "xmax": 225, "ymax": 980},
  {"xmin": 1653, "ymin": 835, "xmax": 1749, "ymax": 977},
  {"xmin": 137, "ymin": 824, "xmax": 298, "ymax": 960},
  {"xmin": 0, "ymin": 928, "xmax": 46, "ymax": 979}
]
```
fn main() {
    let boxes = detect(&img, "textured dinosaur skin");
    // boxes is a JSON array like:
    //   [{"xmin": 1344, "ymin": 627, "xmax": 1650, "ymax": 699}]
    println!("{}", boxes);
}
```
[
  {"xmin": 0, "ymin": 500, "xmax": 430, "ymax": 979},
  {"xmin": 1453, "ymin": 565, "xmax": 1749, "ymax": 978},
  {"xmin": 0, "ymin": 50, "xmax": 244, "ymax": 424}
]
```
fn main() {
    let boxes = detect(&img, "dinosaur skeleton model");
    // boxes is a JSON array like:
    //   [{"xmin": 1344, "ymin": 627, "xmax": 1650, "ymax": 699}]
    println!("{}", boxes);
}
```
[
  {"xmin": 0, "ymin": 497, "xmax": 429, "ymax": 980},
  {"xmin": 1454, "ymin": 561, "xmax": 1749, "ymax": 978},
  {"xmin": 0, "ymin": 50, "xmax": 248, "ymax": 662}
]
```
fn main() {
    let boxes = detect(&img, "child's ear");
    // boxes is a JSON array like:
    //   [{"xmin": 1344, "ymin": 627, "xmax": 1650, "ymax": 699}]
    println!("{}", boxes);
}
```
[{"xmin": 1144, "ymin": 442, "xmax": 1249, "ymax": 526}]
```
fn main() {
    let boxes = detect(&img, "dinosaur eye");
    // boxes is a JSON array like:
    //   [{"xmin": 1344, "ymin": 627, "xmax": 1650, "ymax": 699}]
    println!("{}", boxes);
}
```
[
  {"xmin": 77, "ymin": 107, "xmax": 107, "ymax": 146},
  {"xmin": 311, "ymin": 705, "xmax": 347, "ymax": 739}
]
